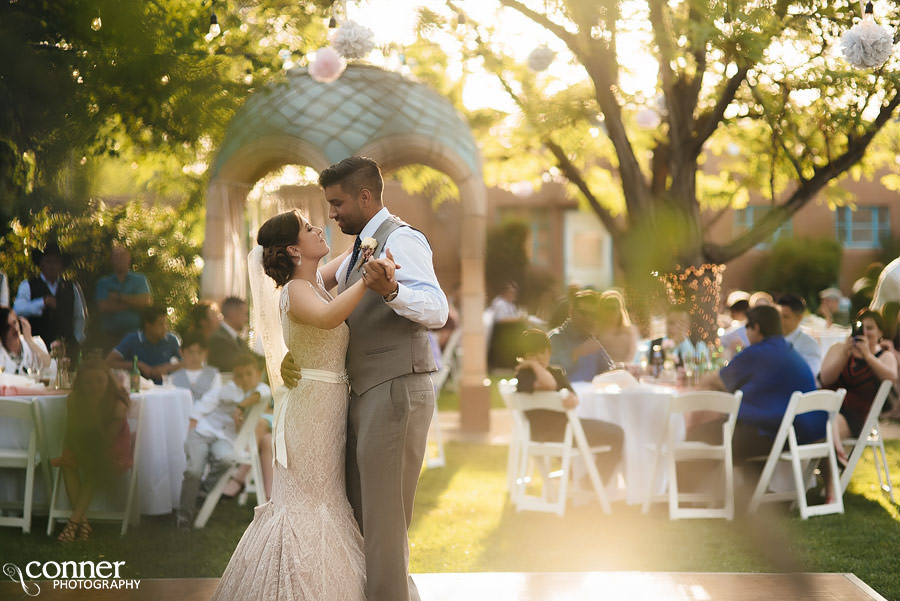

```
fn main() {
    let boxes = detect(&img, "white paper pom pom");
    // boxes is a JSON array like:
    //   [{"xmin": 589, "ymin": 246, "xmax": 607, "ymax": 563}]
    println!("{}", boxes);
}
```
[
  {"xmin": 332, "ymin": 20, "xmax": 375, "ymax": 60},
  {"xmin": 527, "ymin": 45, "xmax": 555, "ymax": 72},
  {"xmin": 309, "ymin": 47, "xmax": 346, "ymax": 83},
  {"xmin": 841, "ymin": 16, "xmax": 895, "ymax": 69}
]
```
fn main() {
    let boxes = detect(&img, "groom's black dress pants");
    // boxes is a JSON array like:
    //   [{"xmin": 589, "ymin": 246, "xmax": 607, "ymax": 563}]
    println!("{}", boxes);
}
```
[{"xmin": 346, "ymin": 372, "xmax": 435, "ymax": 601}]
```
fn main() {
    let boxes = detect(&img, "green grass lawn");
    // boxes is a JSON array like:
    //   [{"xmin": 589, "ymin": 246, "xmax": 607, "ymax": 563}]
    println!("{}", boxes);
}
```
[{"xmin": 2, "ymin": 439, "xmax": 899, "ymax": 600}]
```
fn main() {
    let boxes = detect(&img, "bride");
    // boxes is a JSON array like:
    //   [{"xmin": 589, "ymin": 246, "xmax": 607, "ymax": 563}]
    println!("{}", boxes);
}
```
[{"xmin": 212, "ymin": 209, "xmax": 392, "ymax": 600}]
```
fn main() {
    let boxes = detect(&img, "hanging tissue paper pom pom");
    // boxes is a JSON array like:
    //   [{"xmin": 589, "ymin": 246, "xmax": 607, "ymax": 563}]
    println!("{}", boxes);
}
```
[
  {"xmin": 332, "ymin": 20, "xmax": 375, "ymax": 60},
  {"xmin": 840, "ymin": 14, "xmax": 895, "ymax": 69},
  {"xmin": 309, "ymin": 47, "xmax": 346, "ymax": 83},
  {"xmin": 527, "ymin": 45, "xmax": 555, "ymax": 72}
]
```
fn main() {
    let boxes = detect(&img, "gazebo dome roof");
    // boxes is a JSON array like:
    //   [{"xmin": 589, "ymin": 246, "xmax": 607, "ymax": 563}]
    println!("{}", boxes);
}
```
[{"xmin": 211, "ymin": 64, "xmax": 481, "ymax": 179}]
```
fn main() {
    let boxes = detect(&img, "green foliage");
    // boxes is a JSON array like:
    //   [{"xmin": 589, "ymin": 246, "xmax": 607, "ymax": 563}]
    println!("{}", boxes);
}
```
[
  {"xmin": 0, "ymin": 201, "xmax": 202, "ymax": 349},
  {"xmin": 753, "ymin": 237, "xmax": 842, "ymax": 310}
]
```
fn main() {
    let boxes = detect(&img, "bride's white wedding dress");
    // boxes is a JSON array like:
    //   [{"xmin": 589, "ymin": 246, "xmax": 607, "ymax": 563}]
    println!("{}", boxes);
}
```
[{"xmin": 211, "ymin": 279, "xmax": 365, "ymax": 601}]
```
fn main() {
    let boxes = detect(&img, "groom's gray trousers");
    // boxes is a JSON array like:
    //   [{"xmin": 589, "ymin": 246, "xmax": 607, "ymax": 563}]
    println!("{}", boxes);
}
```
[{"xmin": 347, "ymin": 372, "xmax": 434, "ymax": 601}]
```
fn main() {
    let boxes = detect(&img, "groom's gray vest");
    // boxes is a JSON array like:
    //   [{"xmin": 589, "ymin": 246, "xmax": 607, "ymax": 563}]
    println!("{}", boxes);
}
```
[{"xmin": 345, "ymin": 216, "xmax": 437, "ymax": 395}]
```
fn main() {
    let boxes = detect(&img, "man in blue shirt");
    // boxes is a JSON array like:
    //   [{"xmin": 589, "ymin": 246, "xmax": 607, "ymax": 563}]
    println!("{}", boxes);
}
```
[
  {"xmin": 691, "ymin": 305, "xmax": 824, "ymax": 462},
  {"xmin": 96, "ymin": 245, "xmax": 153, "ymax": 351},
  {"xmin": 549, "ymin": 290, "xmax": 614, "ymax": 383},
  {"xmin": 107, "ymin": 306, "xmax": 182, "ymax": 384}
]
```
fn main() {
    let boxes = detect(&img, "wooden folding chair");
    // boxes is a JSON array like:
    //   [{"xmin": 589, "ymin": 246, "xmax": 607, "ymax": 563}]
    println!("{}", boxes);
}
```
[
  {"xmin": 193, "ymin": 400, "xmax": 267, "ymax": 528},
  {"xmin": 46, "ymin": 395, "xmax": 147, "ymax": 536},
  {"xmin": 500, "ymin": 385, "xmax": 612, "ymax": 516},
  {"xmin": 748, "ymin": 388, "xmax": 846, "ymax": 519},
  {"xmin": 0, "ymin": 398, "xmax": 41, "ymax": 533},
  {"xmin": 839, "ymin": 380, "xmax": 895, "ymax": 503},
  {"xmin": 663, "ymin": 391, "xmax": 742, "ymax": 520}
]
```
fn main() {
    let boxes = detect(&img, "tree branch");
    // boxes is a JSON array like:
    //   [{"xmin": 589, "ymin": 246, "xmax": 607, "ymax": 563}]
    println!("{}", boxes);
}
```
[
  {"xmin": 496, "ymin": 0, "xmax": 577, "ymax": 47},
  {"xmin": 692, "ymin": 65, "xmax": 749, "ymax": 153},
  {"xmin": 703, "ymin": 91, "xmax": 900, "ymax": 263}
]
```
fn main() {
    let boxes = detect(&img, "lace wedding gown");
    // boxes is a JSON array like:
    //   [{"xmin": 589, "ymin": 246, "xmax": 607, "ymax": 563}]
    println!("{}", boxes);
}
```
[{"xmin": 211, "ymin": 280, "xmax": 366, "ymax": 601}]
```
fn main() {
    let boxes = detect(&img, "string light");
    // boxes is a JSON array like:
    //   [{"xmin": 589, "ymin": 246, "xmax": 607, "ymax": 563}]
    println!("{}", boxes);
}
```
[{"xmin": 659, "ymin": 264, "xmax": 727, "ymax": 344}]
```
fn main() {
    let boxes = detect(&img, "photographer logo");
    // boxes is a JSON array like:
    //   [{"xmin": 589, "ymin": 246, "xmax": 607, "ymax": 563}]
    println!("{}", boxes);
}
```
[{"xmin": 3, "ymin": 560, "xmax": 141, "ymax": 596}]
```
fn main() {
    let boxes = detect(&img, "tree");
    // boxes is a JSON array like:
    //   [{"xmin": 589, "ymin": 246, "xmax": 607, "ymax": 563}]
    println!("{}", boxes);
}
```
[
  {"xmin": 436, "ymin": 0, "xmax": 900, "ymax": 280},
  {"xmin": 0, "ymin": 0, "xmax": 333, "ymax": 227}
]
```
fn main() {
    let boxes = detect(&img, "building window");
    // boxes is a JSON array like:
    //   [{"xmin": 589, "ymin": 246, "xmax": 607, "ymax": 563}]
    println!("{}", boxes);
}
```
[
  {"xmin": 734, "ymin": 206, "xmax": 793, "ymax": 246},
  {"xmin": 835, "ymin": 206, "xmax": 890, "ymax": 249}
]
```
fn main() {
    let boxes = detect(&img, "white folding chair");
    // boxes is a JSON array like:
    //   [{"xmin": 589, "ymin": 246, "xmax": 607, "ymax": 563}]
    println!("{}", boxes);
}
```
[
  {"xmin": 748, "ymin": 388, "xmax": 846, "ymax": 519},
  {"xmin": 498, "ymin": 379, "xmax": 527, "ymax": 499},
  {"xmin": 193, "ymin": 400, "xmax": 267, "ymax": 528},
  {"xmin": 426, "ymin": 328, "xmax": 462, "ymax": 469},
  {"xmin": 663, "ymin": 391, "xmax": 743, "ymax": 520},
  {"xmin": 839, "ymin": 380, "xmax": 895, "ymax": 503},
  {"xmin": 499, "ymin": 384, "xmax": 612, "ymax": 516},
  {"xmin": 0, "ymin": 398, "xmax": 41, "ymax": 533},
  {"xmin": 46, "ymin": 395, "xmax": 147, "ymax": 536}
]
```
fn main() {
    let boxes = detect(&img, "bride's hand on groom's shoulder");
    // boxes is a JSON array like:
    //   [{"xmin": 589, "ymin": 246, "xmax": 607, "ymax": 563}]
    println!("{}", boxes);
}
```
[{"xmin": 281, "ymin": 353, "xmax": 301, "ymax": 387}]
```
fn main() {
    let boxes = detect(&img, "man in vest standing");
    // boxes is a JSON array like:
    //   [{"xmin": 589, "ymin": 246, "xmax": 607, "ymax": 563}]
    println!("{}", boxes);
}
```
[
  {"xmin": 284, "ymin": 156, "xmax": 448, "ymax": 601},
  {"xmin": 14, "ymin": 241, "xmax": 86, "ymax": 360}
]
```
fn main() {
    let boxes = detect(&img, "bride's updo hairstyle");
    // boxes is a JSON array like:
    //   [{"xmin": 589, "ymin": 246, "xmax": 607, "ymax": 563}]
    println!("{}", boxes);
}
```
[{"xmin": 257, "ymin": 209, "xmax": 303, "ymax": 287}]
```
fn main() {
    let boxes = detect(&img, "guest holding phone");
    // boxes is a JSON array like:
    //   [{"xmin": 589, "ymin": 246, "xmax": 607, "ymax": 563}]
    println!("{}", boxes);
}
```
[
  {"xmin": 820, "ymin": 309, "xmax": 898, "ymax": 462},
  {"xmin": 0, "ymin": 307, "xmax": 51, "ymax": 376}
]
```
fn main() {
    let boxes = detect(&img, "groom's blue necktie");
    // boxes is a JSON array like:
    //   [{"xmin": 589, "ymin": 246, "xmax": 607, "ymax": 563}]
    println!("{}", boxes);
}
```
[{"xmin": 345, "ymin": 236, "xmax": 362, "ymax": 284}]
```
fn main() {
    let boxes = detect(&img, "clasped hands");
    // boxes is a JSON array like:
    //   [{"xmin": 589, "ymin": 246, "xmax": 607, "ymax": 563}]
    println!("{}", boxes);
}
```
[{"xmin": 360, "ymin": 248, "xmax": 400, "ymax": 297}]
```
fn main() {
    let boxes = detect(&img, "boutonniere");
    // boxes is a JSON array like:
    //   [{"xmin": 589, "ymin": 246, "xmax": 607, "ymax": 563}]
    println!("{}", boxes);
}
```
[{"xmin": 356, "ymin": 237, "xmax": 378, "ymax": 271}]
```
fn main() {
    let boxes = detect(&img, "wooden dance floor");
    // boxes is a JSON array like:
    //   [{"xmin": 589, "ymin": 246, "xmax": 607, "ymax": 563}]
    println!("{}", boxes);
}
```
[{"xmin": 0, "ymin": 572, "xmax": 887, "ymax": 601}]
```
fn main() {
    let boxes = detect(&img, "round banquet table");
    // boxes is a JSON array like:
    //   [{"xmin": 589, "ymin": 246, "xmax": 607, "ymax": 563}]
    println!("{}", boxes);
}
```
[
  {"xmin": 571, "ymin": 380, "xmax": 684, "ymax": 506},
  {"xmin": 0, "ymin": 386, "xmax": 192, "ymax": 515}
]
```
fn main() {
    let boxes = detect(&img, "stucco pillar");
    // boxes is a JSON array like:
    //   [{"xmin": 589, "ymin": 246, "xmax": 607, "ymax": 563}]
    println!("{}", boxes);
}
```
[
  {"xmin": 458, "ymin": 177, "xmax": 490, "ymax": 432},
  {"xmin": 202, "ymin": 179, "xmax": 251, "ymax": 301}
]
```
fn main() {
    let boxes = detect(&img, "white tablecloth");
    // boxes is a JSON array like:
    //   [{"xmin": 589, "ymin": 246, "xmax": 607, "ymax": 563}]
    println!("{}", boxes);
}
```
[
  {"xmin": 572, "ymin": 381, "xmax": 683, "ymax": 506},
  {"xmin": 0, "ymin": 386, "xmax": 192, "ymax": 515}
]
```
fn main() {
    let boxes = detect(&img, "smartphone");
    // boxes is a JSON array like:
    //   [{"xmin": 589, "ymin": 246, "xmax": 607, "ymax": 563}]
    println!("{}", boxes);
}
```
[{"xmin": 851, "ymin": 320, "xmax": 863, "ymax": 340}]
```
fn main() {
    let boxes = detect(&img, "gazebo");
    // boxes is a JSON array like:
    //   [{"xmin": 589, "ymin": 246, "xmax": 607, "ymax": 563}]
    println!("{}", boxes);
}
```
[{"xmin": 201, "ymin": 64, "xmax": 490, "ymax": 430}]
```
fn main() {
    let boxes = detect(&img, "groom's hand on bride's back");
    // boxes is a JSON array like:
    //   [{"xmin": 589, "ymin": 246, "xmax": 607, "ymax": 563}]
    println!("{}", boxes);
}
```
[{"xmin": 281, "ymin": 352, "xmax": 301, "ymax": 387}]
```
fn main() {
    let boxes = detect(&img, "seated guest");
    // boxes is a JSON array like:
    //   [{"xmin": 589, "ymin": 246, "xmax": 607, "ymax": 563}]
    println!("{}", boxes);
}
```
[
  {"xmin": 176, "ymin": 353, "xmax": 271, "ymax": 527},
  {"xmin": 662, "ymin": 308, "xmax": 709, "ymax": 367},
  {"xmin": 95, "ymin": 244, "xmax": 153, "ymax": 351},
  {"xmin": 595, "ymin": 289, "xmax": 639, "ymax": 364},
  {"xmin": 818, "ymin": 287, "xmax": 851, "ymax": 327},
  {"xmin": 777, "ymin": 294, "xmax": 822, "ymax": 377},
  {"xmin": 106, "ymin": 306, "xmax": 182, "ymax": 385},
  {"xmin": 169, "ymin": 331, "xmax": 222, "ymax": 402},
  {"xmin": 208, "ymin": 297, "xmax": 255, "ymax": 372},
  {"xmin": 0, "ymin": 307, "xmax": 51, "ymax": 375},
  {"xmin": 50, "ymin": 359, "xmax": 132, "ymax": 542},
  {"xmin": 515, "ymin": 329, "xmax": 623, "ymax": 482},
  {"xmin": 690, "ymin": 305, "xmax": 823, "ymax": 465},
  {"xmin": 187, "ymin": 300, "xmax": 222, "ymax": 344},
  {"xmin": 819, "ymin": 309, "xmax": 898, "ymax": 455},
  {"xmin": 719, "ymin": 293, "xmax": 750, "ymax": 353},
  {"xmin": 14, "ymin": 241, "xmax": 86, "ymax": 359},
  {"xmin": 489, "ymin": 281, "xmax": 522, "ymax": 323},
  {"xmin": 720, "ymin": 292, "xmax": 774, "ymax": 357},
  {"xmin": 549, "ymin": 290, "xmax": 614, "ymax": 382}
]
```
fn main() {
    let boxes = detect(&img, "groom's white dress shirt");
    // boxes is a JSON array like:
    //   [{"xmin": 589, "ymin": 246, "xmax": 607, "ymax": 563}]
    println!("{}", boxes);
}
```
[{"xmin": 337, "ymin": 207, "xmax": 448, "ymax": 330}]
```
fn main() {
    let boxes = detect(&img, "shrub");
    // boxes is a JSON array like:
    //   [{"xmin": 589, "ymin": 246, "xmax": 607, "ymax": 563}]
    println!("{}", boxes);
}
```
[{"xmin": 753, "ymin": 237, "xmax": 842, "ymax": 311}]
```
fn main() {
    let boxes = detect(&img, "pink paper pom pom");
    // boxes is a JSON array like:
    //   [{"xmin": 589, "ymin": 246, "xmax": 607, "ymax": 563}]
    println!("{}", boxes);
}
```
[{"xmin": 309, "ymin": 47, "xmax": 346, "ymax": 83}]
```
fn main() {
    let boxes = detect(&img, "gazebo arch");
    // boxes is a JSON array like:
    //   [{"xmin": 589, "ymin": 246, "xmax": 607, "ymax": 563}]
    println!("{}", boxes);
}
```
[{"xmin": 202, "ymin": 64, "xmax": 490, "ymax": 430}]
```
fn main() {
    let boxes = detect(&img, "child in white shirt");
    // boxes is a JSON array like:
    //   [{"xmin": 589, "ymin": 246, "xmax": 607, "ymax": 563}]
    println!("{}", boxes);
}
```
[{"xmin": 176, "ymin": 353, "xmax": 269, "ymax": 527}]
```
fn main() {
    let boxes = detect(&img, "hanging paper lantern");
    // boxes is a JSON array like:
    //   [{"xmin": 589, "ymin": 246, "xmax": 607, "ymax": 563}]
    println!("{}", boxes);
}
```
[
  {"xmin": 527, "ymin": 45, "xmax": 555, "ymax": 72},
  {"xmin": 840, "ymin": 2, "xmax": 895, "ymax": 69},
  {"xmin": 309, "ymin": 47, "xmax": 346, "ymax": 83},
  {"xmin": 332, "ymin": 19, "xmax": 375, "ymax": 60}
]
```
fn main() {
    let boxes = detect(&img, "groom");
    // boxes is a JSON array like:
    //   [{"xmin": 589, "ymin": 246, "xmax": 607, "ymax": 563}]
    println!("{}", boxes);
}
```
[{"xmin": 287, "ymin": 156, "xmax": 448, "ymax": 601}]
